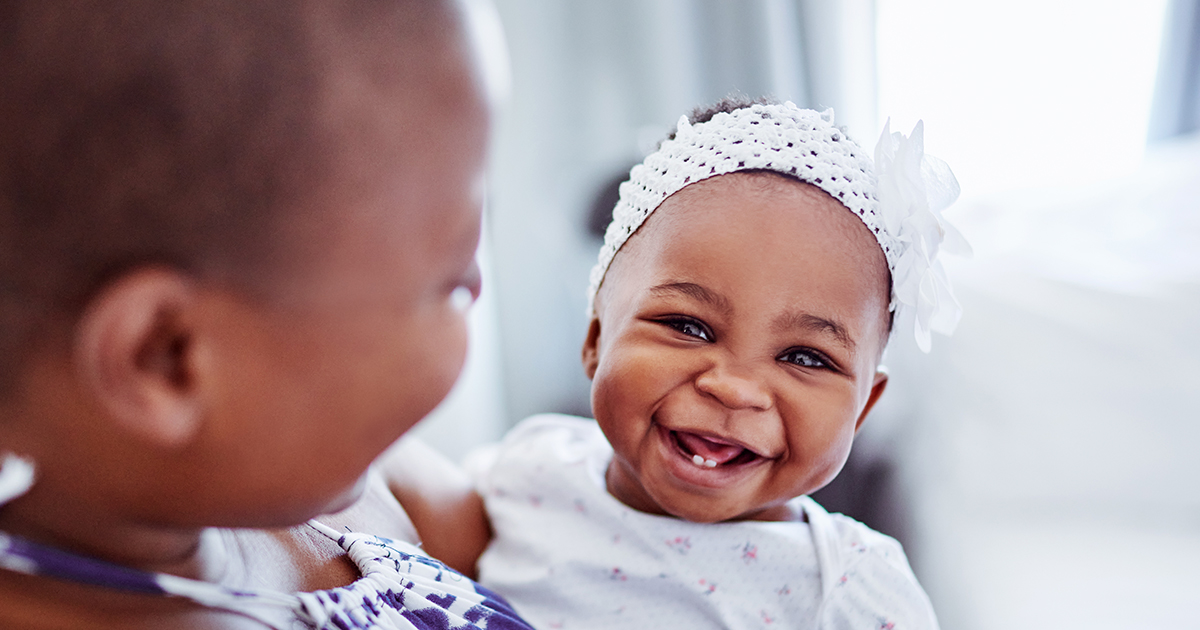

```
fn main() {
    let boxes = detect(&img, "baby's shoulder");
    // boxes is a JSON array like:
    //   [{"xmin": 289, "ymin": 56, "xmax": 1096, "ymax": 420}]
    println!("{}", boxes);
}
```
[
  {"xmin": 819, "ymin": 506, "xmax": 908, "ymax": 567},
  {"xmin": 501, "ymin": 413, "xmax": 602, "ymax": 445},
  {"xmin": 467, "ymin": 414, "xmax": 607, "ymax": 495},
  {"xmin": 801, "ymin": 499, "xmax": 939, "ymax": 629},
  {"xmin": 477, "ymin": 413, "xmax": 604, "ymax": 466}
]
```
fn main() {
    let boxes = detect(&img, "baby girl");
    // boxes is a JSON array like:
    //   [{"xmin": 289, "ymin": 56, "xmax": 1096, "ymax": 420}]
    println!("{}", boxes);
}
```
[{"xmin": 393, "ymin": 96, "xmax": 967, "ymax": 629}]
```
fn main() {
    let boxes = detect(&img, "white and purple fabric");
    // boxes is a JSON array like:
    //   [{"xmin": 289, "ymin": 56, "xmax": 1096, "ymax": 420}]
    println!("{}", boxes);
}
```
[
  {"xmin": 471, "ymin": 415, "xmax": 940, "ymax": 630},
  {"xmin": 0, "ymin": 517, "xmax": 532, "ymax": 630}
]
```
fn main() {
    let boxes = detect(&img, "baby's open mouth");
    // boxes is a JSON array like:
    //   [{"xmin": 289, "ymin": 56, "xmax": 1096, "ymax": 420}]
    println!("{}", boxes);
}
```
[{"xmin": 671, "ymin": 430, "xmax": 761, "ymax": 468}]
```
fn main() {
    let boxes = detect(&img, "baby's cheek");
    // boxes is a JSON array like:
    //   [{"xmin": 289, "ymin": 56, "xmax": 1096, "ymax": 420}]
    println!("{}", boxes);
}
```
[
  {"xmin": 373, "ymin": 304, "xmax": 469, "ymax": 444},
  {"xmin": 593, "ymin": 344, "xmax": 665, "ymax": 409},
  {"xmin": 589, "ymin": 370, "xmax": 622, "ymax": 430},
  {"xmin": 415, "ymin": 306, "xmax": 470, "ymax": 404},
  {"xmin": 826, "ymin": 428, "xmax": 857, "ymax": 475},
  {"xmin": 590, "ymin": 366, "xmax": 649, "ymax": 453},
  {"xmin": 786, "ymin": 406, "xmax": 859, "ymax": 483}
]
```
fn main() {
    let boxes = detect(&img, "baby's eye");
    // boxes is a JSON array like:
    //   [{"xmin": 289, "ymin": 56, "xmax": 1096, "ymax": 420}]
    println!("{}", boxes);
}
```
[
  {"xmin": 661, "ymin": 318, "xmax": 713, "ymax": 341},
  {"xmin": 778, "ymin": 348, "xmax": 829, "ymax": 369}
]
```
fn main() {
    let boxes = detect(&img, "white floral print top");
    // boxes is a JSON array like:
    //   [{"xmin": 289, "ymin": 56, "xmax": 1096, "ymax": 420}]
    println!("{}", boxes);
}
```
[{"xmin": 471, "ymin": 415, "xmax": 939, "ymax": 630}]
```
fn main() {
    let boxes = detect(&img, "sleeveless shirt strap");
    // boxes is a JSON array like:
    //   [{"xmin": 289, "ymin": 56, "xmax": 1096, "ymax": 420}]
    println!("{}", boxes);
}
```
[{"xmin": 306, "ymin": 519, "xmax": 346, "ymax": 542}]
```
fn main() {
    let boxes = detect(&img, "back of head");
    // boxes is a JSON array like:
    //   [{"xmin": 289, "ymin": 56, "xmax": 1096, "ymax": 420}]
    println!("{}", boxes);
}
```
[{"xmin": 0, "ymin": 0, "xmax": 459, "ymax": 396}]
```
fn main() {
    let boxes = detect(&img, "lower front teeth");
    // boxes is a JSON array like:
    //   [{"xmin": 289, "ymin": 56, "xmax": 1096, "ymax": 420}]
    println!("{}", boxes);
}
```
[{"xmin": 692, "ymin": 454, "xmax": 718, "ymax": 468}]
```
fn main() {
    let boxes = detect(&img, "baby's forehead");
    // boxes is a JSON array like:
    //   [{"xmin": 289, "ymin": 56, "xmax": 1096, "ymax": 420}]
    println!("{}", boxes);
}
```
[{"xmin": 650, "ymin": 173, "xmax": 885, "ymax": 259}]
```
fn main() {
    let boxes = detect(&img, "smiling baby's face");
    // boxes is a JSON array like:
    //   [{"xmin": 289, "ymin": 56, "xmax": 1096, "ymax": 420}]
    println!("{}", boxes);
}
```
[{"xmin": 582, "ymin": 172, "xmax": 891, "ymax": 523}]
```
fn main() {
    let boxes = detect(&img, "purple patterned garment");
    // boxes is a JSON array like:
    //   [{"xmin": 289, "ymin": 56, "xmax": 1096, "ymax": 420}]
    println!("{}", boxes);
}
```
[{"xmin": 0, "ymin": 523, "xmax": 534, "ymax": 630}]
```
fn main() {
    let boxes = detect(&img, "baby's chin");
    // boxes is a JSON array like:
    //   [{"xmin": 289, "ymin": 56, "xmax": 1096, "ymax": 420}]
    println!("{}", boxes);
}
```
[
  {"xmin": 318, "ymin": 471, "xmax": 372, "ymax": 515},
  {"xmin": 648, "ymin": 488, "xmax": 799, "ymax": 523},
  {"xmin": 674, "ymin": 503, "xmax": 797, "ymax": 524}
]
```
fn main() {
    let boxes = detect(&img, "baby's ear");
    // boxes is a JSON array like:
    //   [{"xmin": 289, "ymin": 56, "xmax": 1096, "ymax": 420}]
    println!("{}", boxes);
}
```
[
  {"xmin": 73, "ymin": 268, "xmax": 205, "ymax": 447},
  {"xmin": 581, "ymin": 317, "xmax": 602, "ymax": 380},
  {"xmin": 854, "ymin": 368, "xmax": 889, "ymax": 433}
]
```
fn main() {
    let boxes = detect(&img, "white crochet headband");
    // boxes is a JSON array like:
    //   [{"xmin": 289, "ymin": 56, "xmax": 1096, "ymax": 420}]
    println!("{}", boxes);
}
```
[{"xmin": 587, "ymin": 102, "xmax": 971, "ymax": 352}]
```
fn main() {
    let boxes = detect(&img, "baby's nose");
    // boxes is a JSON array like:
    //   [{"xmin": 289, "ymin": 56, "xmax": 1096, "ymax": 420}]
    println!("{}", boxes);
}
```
[{"xmin": 694, "ymin": 364, "xmax": 772, "ymax": 411}]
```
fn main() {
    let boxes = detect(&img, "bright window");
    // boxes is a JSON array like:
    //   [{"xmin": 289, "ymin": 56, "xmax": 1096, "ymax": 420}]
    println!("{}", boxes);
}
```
[{"xmin": 876, "ymin": 0, "xmax": 1169, "ymax": 201}]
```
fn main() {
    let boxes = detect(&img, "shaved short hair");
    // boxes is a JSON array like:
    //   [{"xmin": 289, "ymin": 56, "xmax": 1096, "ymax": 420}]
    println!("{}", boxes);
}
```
[{"xmin": 0, "ymin": 0, "xmax": 459, "ymax": 393}]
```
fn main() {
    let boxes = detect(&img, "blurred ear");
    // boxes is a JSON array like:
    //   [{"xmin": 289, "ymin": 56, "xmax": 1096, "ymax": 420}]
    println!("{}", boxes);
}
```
[
  {"xmin": 854, "ymin": 369, "xmax": 889, "ymax": 433},
  {"xmin": 581, "ymin": 317, "xmax": 601, "ymax": 380},
  {"xmin": 73, "ymin": 268, "xmax": 204, "ymax": 447}
]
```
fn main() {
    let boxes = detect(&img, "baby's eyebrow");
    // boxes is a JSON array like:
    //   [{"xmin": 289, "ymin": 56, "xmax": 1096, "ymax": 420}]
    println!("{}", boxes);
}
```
[
  {"xmin": 772, "ymin": 311, "xmax": 856, "ymax": 354},
  {"xmin": 649, "ymin": 282, "xmax": 732, "ymax": 317}
]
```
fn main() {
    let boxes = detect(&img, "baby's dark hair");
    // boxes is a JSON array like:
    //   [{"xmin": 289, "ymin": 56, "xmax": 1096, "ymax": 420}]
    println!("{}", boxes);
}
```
[
  {"xmin": 0, "ymin": 0, "xmax": 456, "ymax": 395},
  {"xmin": 665, "ymin": 94, "xmax": 781, "ymax": 143}
]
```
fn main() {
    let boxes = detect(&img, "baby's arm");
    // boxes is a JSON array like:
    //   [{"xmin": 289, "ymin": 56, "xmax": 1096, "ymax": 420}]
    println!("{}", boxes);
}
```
[{"xmin": 378, "ymin": 436, "xmax": 490, "ymax": 578}]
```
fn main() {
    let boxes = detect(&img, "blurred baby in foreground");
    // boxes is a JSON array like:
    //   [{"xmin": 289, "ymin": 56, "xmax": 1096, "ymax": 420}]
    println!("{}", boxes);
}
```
[{"xmin": 0, "ymin": 1, "xmax": 537, "ymax": 628}]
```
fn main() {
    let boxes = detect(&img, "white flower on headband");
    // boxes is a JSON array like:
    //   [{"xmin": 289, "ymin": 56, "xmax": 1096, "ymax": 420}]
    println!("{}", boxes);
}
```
[{"xmin": 874, "ymin": 119, "xmax": 972, "ymax": 352}]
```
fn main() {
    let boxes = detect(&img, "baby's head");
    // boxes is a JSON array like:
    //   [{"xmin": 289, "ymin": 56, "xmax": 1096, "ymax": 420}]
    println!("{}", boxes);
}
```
[
  {"xmin": 0, "ymin": 0, "xmax": 488, "ymax": 528},
  {"xmin": 582, "ymin": 97, "xmax": 963, "ymax": 523}
]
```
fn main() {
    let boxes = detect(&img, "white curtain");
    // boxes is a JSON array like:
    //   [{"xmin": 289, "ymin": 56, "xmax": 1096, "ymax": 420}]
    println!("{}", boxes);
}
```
[{"xmin": 1149, "ymin": 0, "xmax": 1200, "ymax": 141}]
